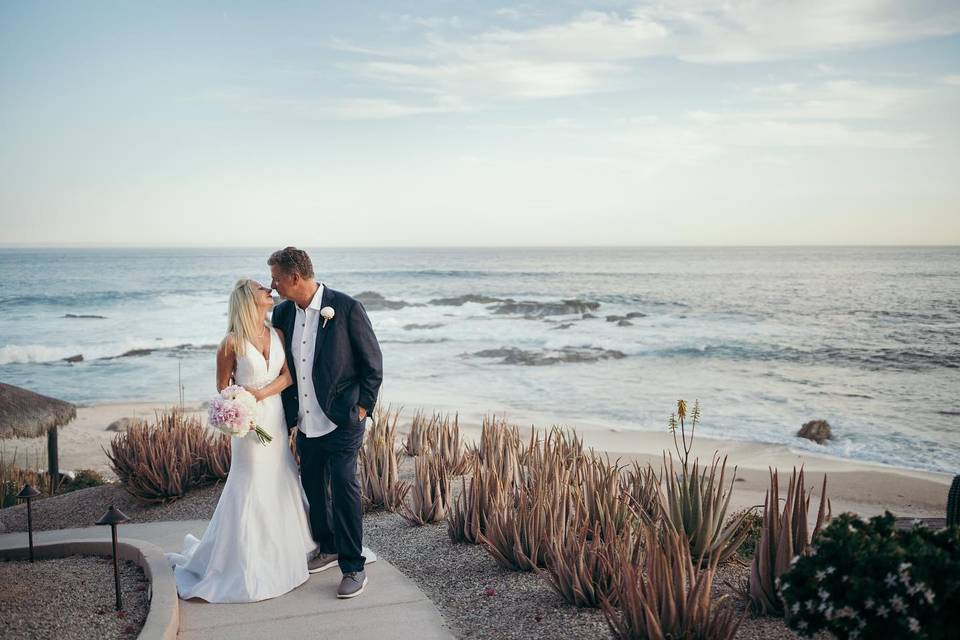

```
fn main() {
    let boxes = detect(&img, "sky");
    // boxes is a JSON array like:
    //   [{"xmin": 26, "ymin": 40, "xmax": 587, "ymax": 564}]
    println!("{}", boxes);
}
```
[{"xmin": 1, "ymin": 1, "xmax": 959, "ymax": 247}]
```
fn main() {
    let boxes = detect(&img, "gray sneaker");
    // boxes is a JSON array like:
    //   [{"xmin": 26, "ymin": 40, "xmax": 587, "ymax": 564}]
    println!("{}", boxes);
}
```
[
  {"xmin": 337, "ymin": 570, "xmax": 367, "ymax": 599},
  {"xmin": 308, "ymin": 551, "xmax": 339, "ymax": 574}
]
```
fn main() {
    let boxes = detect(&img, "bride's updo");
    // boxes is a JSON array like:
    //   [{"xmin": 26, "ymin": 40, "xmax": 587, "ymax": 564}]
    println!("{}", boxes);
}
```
[{"xmin": 227, "ymin": 279, "xmax": 266, "ymax": 356}]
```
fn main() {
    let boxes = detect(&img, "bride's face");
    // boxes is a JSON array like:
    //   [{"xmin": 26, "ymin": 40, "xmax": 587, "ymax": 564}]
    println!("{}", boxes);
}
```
[{"xmin": 252, "ymin": 282, "xmax": 273, "ymax": 309}]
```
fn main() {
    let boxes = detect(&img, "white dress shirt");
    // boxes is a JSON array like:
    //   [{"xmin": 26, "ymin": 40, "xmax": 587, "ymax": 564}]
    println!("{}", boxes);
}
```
[{"xmin": 291, "ymin": 284, "xmax": 338, "ymax": 438}]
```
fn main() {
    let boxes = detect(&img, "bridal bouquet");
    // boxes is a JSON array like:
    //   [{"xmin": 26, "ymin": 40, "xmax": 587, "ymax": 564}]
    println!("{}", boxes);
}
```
[{"xmin": 208, "ymin": 385, "xmax": 273, "ymax": 445}]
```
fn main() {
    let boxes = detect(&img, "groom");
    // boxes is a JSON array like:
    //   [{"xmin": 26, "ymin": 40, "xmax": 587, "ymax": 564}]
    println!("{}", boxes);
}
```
[{"xmin": 268, "ymin": 246, "xmax": 383, "ymax": 599}]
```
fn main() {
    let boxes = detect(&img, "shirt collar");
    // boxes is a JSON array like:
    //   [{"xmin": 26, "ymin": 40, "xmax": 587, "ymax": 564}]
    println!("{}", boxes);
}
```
[{"xmin": 305, "ymin": 283, "xmax": 325, "ymax": 311}]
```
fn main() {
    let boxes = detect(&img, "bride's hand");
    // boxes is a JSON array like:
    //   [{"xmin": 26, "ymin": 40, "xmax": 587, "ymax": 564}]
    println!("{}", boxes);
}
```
[{"xmin": 242, "ymin": 386, "xmax": 263, "ymax": 402}]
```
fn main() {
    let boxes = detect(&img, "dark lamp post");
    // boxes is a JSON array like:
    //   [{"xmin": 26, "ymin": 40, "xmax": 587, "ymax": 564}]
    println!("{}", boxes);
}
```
[
  {"xmin": 16, "ymin": 484, "xmax": 41, "ymax": 562},
  {"xmin": 95, "ymin": 505, "xmax": 131, "ymax": 610}
]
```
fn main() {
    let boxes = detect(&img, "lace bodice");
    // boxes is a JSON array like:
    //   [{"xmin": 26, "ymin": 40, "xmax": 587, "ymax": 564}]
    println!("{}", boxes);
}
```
[{"xmin": 234, "ymin": 327, "xmax": 282, "ymax": 389}]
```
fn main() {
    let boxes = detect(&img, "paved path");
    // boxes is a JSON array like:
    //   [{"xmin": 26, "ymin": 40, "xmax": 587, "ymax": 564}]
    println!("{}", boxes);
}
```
[{"xmin": 0, "ymin": 520, "xmax": 453, "ymax": 640}]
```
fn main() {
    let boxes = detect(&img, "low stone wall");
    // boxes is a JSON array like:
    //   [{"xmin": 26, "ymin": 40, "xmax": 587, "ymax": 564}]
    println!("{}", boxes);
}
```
[{"xmin": 0, "ymin": 538, "xmax": 178, "ymax": 640}]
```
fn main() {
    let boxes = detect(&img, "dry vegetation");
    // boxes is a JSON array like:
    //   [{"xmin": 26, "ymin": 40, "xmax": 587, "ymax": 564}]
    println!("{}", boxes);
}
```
[{"xmin": 89, "ymin": 399, "xmax": 828, "ymax": 638}]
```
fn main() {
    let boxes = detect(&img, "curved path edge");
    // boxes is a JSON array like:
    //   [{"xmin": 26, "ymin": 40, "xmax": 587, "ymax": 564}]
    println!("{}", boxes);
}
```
[{"xmin": 0, "ymin": 537, "xmax": 179, "ymax": 640}]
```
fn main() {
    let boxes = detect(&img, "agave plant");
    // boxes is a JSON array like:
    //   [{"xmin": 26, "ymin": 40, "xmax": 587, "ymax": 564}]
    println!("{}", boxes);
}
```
[
  {"xmin": 543, "ymin": 522, "xmax": 642, "ymax": 608},
  {"xmin": 661, "ymin": 451, "xmax": 748, "ymax": 565},
  {"xmin": 468, "ymin": 415, "xmax": 523, "ymax": 488},
  {"xmin": 105, "ymin": 408, "xmax": 221, "ymax": 503},
  {"xmin": 546, "ymin": 425, "xmax": 585, "ymax": 467},
  {"xmin": 620, "ymin": 461, "xmax": 661, "ymax": 525},
  {"xmin": 432, "ymin": 413, "xmax": 471, "ymax": 476},
  {"xmin": 749, "ymin": 466, "xmax": 831, "ymax": 615},
  {"xmin": 404, "ymin": 409, "xmax": 437, "ymax": 457},
  {"xmin": 577, "ymin": 455, "xmax": 637, "ymax": 541},
  {"xmin": 401, "ymin": 453, "xmax": 452, "ymax": 525},
  {"xmin": 359, "ymin": 406, "xmax": 408, "ymax": 511},
  {"xmin": 658, "ymin": 400, "xmax": 748, "ymax": 564},
  {"xmin": 480, "ymin": 477, "xmax": 574, "ymax": 571},
  {"xmin": 447, "ymin": 465, "xmax": 504, "ymax": 543},
  {"xmin": 601, "ymin": 527, "xmax": 743, "ymax": 640}
]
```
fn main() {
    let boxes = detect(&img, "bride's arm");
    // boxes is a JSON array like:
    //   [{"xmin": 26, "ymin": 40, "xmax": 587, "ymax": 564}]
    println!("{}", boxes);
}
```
[
  {"xmin": 244, "ymin": 329, "xmax": 293, "ymax": 402},
  {"xmin": 216, "ymin": 335, "xmax": 237, "ymax": 392}
]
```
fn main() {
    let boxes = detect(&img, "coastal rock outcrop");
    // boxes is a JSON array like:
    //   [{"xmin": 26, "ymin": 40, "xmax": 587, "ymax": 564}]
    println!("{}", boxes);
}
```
[
  {"xmin": 355, "ymin": 291, "xmax": 412, "ymax": 311},
  {"xmin": 471, "ymin": 346, "xmax": 626, "ymax": 366},
  {"xmin": 490, "ymin": 299, "xmax": 600, "ymax": 318},
  {"xmin": 428, "ymin": 294, "xmax": 504, "ymax": 306},
  {"xmin": 797, "ymin": 419, "xmax": 833, "ymax": 444}
]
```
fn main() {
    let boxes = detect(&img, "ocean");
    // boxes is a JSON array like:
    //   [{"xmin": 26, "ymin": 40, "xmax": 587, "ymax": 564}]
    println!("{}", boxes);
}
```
[{"xmin": 1, "ymin": 246, "xmax": 958, "ymax": 473}]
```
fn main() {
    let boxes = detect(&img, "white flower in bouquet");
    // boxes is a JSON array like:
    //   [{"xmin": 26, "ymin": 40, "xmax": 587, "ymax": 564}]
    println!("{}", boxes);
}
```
[{"xmin": 208, "ymin": 385, "xmax": 273, "ymax": 445}]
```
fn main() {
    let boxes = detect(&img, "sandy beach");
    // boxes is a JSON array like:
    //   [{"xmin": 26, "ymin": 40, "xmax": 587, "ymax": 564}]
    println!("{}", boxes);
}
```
[{"xmin": 5, "ymin": 400, "xmax": 951, "ymax": 521}]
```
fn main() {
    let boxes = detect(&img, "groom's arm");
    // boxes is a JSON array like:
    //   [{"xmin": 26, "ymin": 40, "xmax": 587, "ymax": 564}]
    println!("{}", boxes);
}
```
[
  {"xmin": 348, "ymin": 300, "xmax": 383, "ymax": 415},
  {"xmin": 272, "ymin": 303, "xmax": 300, "ymax": 430}
]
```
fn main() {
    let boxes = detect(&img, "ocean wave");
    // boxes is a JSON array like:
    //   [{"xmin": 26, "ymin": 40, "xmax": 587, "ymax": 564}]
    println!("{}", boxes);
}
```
[
  {"xmin": 0, "ymin": 341, "xmax": 218, "ymax": 365},
  {"xmin": 0, "ymin": 288, "xmax": 217, "ymax": 308},
  {"xmin": 640, "ymin": 343, "xmax": 960, "ymax": 371}
]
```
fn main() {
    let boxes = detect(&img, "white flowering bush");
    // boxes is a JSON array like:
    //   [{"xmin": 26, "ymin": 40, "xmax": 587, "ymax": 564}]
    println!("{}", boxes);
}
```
[{"xmin": 778, "ymin": 512, "xmax": 960, "ymax": 639}]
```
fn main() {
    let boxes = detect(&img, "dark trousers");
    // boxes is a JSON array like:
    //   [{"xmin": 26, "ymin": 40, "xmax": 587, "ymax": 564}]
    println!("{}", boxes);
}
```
[{"xmin": 297, "ymin": 424, "xmax": 366, "ymax": 573}]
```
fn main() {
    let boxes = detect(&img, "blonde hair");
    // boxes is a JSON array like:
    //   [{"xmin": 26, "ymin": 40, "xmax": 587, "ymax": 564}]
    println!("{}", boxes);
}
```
[{"xmin": 226, "ymin": 279, "xmax": 267, "ymax": 357}]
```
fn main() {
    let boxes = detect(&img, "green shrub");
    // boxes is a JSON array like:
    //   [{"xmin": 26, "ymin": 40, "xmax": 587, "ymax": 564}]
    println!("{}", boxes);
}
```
[
  {"xmin": 59, "ymin": 468, "xmax": 108, "ymax": 493},
  {"xmin": 779, "ymin": 512, "xmax": 960, "ymax": 639},
  {"xmin": 729, "ymin": 507, "xmax": 763, "ymax": 560}
]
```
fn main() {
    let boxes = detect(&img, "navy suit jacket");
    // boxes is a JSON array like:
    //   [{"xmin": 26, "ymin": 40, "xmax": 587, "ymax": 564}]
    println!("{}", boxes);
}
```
[{"xmin": 272, "ymin": 284, "xmax": 383, "ymax": 431}]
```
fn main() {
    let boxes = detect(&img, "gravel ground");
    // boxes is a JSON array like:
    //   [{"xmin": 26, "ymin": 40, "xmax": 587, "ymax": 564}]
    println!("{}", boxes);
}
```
[
  {"xmin": 0, "ymin": 555, "xmax": 149, "ymax": 640},
  {"xmin": 1, "ymin": 464, "xmax": 800, "ymax": 639},
  {"xmin": 0, "ymin": 482, "xmax": 222, "ymax": 534}
]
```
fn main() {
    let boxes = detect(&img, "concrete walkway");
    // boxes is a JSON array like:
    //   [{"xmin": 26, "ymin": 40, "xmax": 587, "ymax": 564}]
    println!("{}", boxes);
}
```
[{"xmin": 0, "ymin": 520, "xmax": 453, "ymax": 640}]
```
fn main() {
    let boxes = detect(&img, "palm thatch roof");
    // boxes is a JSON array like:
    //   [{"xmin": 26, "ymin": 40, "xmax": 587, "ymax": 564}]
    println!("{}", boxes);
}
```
[{"xmin": 0, "ymin": 383, "xmax": 77, "ymax": 439}]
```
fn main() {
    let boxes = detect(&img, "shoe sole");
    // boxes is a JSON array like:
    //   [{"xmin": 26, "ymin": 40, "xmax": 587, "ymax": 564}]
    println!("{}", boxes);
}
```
[
  {"xmin": 337, "ymin": 576, "xmax": 368, "ymax": 599},
  {"xmin": 308, "ymin": 559, "xmax": 339, "ymax": 574}
]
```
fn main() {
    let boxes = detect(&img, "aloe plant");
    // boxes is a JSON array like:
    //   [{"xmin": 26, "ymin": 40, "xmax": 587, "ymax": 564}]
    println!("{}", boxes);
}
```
[
  {"xmin": 578, "ymin": 455, "xmax": 636, "ymax": 541},
  {"xmin": 661, "ymin": 451, "xmax": 748, "ymax": 565},
  {"xmin": 447, "ymin": 465, "xmax": 503, "ymax": 543},
  {"xmin": 749, "ymin": 466, "xmax": 831, "ymax": 615},
  {"xmin": 105, "ymin": 408, "xmax": 228, "ymax": 503},
  {"xmin": 658, "ymin": 400, "xmax": 748, "ymax": 564},
  {"xmin": 401, "ymin": 453, "xmax": 451, "ymax": 525},
  {"xmin": 359, "ymin": 406, "xmax": 407, "ymax": 511},
  {"xmin": 544, "ymin": 522, "xmax": 641, "ymax": 608},
  {"xmin": 601, "ymin": 527, "xmax": 743, "ymax": 640},
  {"xmin": 480, "ymin": 478, "xmax": 575, "ymax": 571}
]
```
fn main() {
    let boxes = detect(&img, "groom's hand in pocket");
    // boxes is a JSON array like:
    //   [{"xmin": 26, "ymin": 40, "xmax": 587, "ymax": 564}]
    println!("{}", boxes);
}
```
[{"xmin": 288, "ymin": 429, "xmax": 299, "ymax": 465}]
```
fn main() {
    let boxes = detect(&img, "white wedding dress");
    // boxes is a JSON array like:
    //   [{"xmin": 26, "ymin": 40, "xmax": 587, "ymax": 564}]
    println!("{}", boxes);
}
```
[{"xmin": 166, "ymin": 327, "xmax": 376, "ymax": 603}]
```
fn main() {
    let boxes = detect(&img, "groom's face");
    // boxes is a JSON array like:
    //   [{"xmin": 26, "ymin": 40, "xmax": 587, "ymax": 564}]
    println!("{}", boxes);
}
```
[{"xmin": 270, "ymin": 264, "xmax": 295, "ymax": 298}]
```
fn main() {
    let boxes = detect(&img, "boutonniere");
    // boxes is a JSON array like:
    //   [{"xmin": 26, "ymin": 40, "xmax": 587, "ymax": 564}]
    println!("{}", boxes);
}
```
[{"xmin": 320, "ymin": 306, "xmax": 335, "ymax": 328}]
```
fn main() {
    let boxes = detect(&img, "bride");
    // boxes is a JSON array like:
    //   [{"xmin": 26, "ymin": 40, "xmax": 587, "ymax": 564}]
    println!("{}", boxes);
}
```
[{"xmin": 166, "ymin": 279, "xmax": 374, "ymax": 603}]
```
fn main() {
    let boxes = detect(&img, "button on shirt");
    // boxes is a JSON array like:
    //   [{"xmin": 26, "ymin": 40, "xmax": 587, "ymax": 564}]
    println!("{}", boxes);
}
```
[{"xmin": 291, "ymin": 284, "xmax": 338, "ymax": 438}]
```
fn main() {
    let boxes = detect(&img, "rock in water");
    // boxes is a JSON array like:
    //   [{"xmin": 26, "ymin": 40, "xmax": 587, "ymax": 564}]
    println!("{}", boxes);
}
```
[
  {"xmin": 63, "ymin": 354, "xmax": 84, "ymax": 363},
  {"xmin": 355, "ymin": 291, "xmax": 411, "ymax": 310},
  {"xmin": 797, "ymin": 419, "xmax": 832, "ymax": 444}
]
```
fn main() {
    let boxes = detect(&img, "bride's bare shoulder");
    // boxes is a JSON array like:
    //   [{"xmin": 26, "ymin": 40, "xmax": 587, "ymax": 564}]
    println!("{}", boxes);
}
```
[{"xmin": 219, "ymin": 333, "xmax": 237, "ymax": 355}]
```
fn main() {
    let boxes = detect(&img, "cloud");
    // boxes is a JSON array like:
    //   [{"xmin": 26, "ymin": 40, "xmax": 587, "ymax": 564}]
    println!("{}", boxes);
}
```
[
  {"xmin": 746, "ymin": 79, "xmax": 927, "ymax": 120},
  {"xmin": 326, "ymin": 2, "xmax": 960, "ymax": 112}
]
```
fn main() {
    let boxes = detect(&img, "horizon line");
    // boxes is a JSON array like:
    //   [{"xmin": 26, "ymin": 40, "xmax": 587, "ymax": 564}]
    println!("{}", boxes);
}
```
[{"xmin": 1, "ymin": 243, "xmax": 959, "ymax": 250}]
